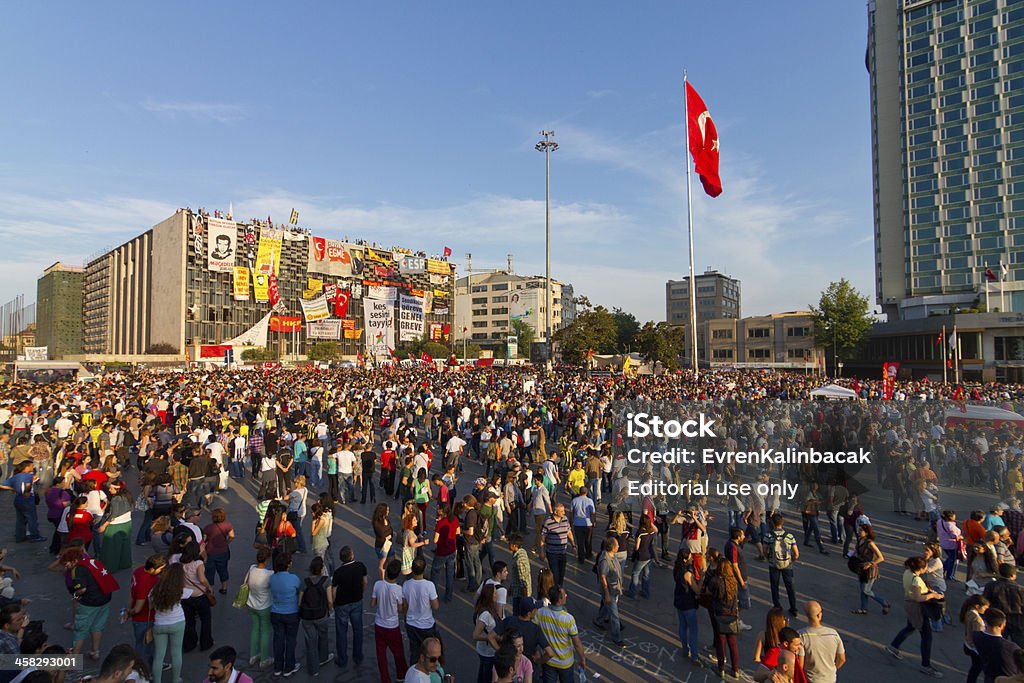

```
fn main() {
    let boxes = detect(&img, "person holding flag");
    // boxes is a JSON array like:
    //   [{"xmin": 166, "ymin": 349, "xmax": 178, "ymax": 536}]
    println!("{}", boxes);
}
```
[{"xmin": 61, "ymin": 545, "xmax": 120, "ymax": 661}]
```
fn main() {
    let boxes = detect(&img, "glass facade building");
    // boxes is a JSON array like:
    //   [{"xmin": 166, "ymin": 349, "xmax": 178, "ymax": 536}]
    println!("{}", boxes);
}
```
[{"xmin": 869, "ymin": 0, "xmax": 1024, "ymax": 319}]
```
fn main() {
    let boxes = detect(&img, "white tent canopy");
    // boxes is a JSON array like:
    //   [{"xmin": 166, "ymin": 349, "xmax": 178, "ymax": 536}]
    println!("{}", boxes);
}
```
[{"xmin": 809, "ymin": 384, "xmax": 859, "ymax": 400}]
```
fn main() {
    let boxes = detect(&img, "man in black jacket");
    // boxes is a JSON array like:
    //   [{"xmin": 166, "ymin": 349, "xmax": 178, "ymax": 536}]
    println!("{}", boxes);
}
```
[
  {"xmin": 974, "ymin": 608, "xmax": 1020, "ymax": 683},
  {"xmin": 983, "ymin": 563, "xmax": 1024, "ymax": 647}
]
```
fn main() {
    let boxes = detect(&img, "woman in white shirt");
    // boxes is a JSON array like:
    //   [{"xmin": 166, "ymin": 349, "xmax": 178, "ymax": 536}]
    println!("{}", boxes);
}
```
[
  {"xmin": 245, "ymin": 547, "xmax": 275, "ymax": 669},
  {"xmin": 149, "ymin": 563, "xmax": 193, "ymax": 683}
]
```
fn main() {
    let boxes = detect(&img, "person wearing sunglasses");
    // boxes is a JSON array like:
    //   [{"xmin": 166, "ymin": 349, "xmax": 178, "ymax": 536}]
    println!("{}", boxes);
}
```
[{"xmin": 404, "ymin": 636, "xmax": 445, "ymax": 682}]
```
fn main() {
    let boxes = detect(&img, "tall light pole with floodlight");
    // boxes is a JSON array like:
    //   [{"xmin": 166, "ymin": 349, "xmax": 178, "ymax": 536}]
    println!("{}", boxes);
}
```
[{"xmin": 536, "ymin": 130, "xmax": 558, "ymax": 366}]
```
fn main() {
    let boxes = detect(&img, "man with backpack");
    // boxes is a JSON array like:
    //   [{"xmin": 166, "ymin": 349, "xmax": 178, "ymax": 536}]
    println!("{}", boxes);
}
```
[
  {"xmin": 764, "ymin": 513, "xmax": 800, "ymax": 617},
  {"xmin": 298, "ymin": 556, "xmax": 332, "ymax": 676}
]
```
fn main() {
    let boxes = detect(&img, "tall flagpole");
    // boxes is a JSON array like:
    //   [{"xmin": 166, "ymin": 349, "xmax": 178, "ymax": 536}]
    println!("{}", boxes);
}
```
[{"xmin": 684, "ymin": 70, "xmax": 698, "ymax": 376}]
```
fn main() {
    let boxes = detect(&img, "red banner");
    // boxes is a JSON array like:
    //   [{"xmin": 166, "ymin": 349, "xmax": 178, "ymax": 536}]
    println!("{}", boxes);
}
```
[
  {"xmin": 334, "ymin": 290, "xmax": 350, "ymax": 318},
  {"xmin": 268, "ymin": 274, "xmax": 281, "ymax": 307},
  {"xmin": 882, "ymin": 361, "xmax": 900, "ymax": 400},
  {"xmin": 199, "ymin": 344, "xmax": 232, "ymax": 359},
  {"xmin": 269, "ymin": 315, "xmax": 302, "ymax": 332}
]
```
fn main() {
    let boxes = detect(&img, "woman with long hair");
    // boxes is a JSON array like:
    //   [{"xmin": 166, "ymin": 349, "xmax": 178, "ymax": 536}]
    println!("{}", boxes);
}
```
[
  {"xmin": 65, "ymin": 496, "xmax": 94, "ymax": 551},
  {"xmin": 626, "ymin": 515, "xmax": 658, "ymax": 599},
  {"xmin": 309, "ymin": 502, "xmax": 333, "ymax": 575},
  {"xmin": 753, "ymin": 607, "xmax": 788, "ymax": 666},
  {"xmin": 707, "ymin": 555, "xmax": 741, "ymax": 680},
  {"xmin": 372, "ymin": 503, "xmax": 394, "ymax": 580},
  {"xmin": 245, "ymin": 546, "xmax": 275, "ymax": 670},
  {"xmin": 98, "ymin": 479, "xmax": 134, "ymax": 572},
  {"xmin": 412, "ymin": 468, "xmax": 431, "ymax": 533},
  {"xmin": 401, "ymin": 512, "xmax": 426, "ymax": 581},
  {"xmin": 180, "ymin": 541, "xmax": 215, "ymax": 652},
  {"xmin": 673, "ymin": 549, "xmax": 700, "ymax": 664},
  {"xmin": 922, "ymin": 542, "xmax": 948, "ymax": 631},
  {"xmin": 852, "ymin": 524, "xmax": 890, "ymax": 615},
  {"xmin": 264, "ymin": 501, "xmax": 296, "ymax": 559},
  {"xmin": 960, "ymin": 594, "xmax": 990, "ymax": 683},
  {"xmin": 472, "ymin": 583, "xmax": 502, "ymax": 683},
  {"xmin": 936, "ymin": 510, "xmax": 963, "ymax": 582},
  {"xmin": 203, "ymin": 508, "xmax": 235, "ymax": 595},
  {"xmin": 149, "ymin": 562, "xmax": 190, "ymax": 683},
  {"xmin": 535, "ymin": 568, "xmax": 555, "ymax": 608},
  {"xmin": 150, "ymin": 515, "xmax": 173, "ymax": 557}
]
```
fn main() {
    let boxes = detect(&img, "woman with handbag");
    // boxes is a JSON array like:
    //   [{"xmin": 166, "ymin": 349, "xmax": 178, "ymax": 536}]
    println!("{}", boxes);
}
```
[
  {"xmin": 884, "ymin": 556, "xmax": 945, "ymax": 678},
  {"xmin": 179, "ymin": 541, "xmax": 216, "ymax": 653},
  {"xmin": 851, "ymin": 524, "xmax": 891, "ymax": 615},
  {"xmin": 242, "ymin": 546, "xmax": 274, "ymax": 670}
]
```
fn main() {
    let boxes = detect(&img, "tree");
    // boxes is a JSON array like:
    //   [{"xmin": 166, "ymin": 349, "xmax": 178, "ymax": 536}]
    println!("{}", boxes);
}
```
[
  {"xmin": 400, "ymin": 335, "xmax": 453, "ymax": 360},
  {"xmin": 307, "ymin": 342, "xmax": 341, "ymax": 361},
  {"xmin": 241, "ymin": 347, "xmax": 279, "ymax": 361},
  {"xmin": 810, "ymin": 279, "xmax": 873, "ymax": 363},
  {"xmin": 611, "ymin": 308, "xmax": 640, "ymax": 353},
  {"xmin": 553, "ymin": 305, "xmax": 618, "ymax": 364},
  {"xmin": 511, "ymin": 319, "xmax": 535, "ymax": 353},
  {"xmin": 633, "ymin": 321, "xmax": 687, "ymax": 369}
]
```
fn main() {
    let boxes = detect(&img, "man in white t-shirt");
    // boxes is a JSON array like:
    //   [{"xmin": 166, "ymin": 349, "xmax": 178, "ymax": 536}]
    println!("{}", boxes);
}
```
[
  {"xmin": 337, "ymin": 447, "xmax": 357, "ymax": 504},
  {"xmin": 370, "ymin": 560, "xmax": 406, "ymax": 680},
  {"xmin": 402, "ymin": 558, "xmax": 439, "ymax": 664},
  {"xmin": 54, "ymin": 413, "xmax": 74, "ymax": 439},
  {"xmin": 444, "ymin": 432, "xmax": 466, "ymax": 471}
]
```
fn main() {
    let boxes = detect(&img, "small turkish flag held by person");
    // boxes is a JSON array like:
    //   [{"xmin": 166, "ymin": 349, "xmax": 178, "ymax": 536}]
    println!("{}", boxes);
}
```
[{"xmin": 686, "ymin": 81, "xmax": 722, "ymax": 198}]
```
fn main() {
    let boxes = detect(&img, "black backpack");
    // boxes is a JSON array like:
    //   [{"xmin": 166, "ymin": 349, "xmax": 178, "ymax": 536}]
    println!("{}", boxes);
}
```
[{"xmin": 299, "ymin": 576, "xmax": 329, "ymax": 620}]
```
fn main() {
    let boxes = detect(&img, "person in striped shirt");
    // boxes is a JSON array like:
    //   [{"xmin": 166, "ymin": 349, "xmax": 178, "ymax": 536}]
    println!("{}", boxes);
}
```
[
  {"xmin": 541, "ymin": 504, "xmax": 575, "ymax": 588},
  {"xmin": 535, "ymin": 585, "xmax": 586, "ymax": 683}
]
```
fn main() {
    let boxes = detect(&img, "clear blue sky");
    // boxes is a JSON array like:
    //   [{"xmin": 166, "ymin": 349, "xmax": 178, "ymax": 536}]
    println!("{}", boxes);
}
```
[{"xmin": 0, "ymin": 2, "xmax": 874, "ymax": 322}]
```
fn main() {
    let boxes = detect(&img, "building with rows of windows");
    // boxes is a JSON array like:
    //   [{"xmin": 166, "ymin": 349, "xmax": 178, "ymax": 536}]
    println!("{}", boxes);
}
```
[{"xmin": 869, "ymin": 0, "xmax": 1024, "ymax": 320}]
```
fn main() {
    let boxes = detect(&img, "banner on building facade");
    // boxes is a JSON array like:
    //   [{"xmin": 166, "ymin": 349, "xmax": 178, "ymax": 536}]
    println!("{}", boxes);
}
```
[
  {"xmin": 364, "ymin": 297, "xmax": 395, "ymax": 357},
  {"xmin": 206, "ymin": 218, "xmax": 237, "ymax": 272},
  {"xmin": 255, "ymin": 227, "xmax": 283, "ymax": 276},
  {"xmin": 426, "ymin": 258, "xmax": 449, "ymax": 275},
  {"xmin": 269, "ymin": 315, "xmax": 302, "ymax": 333},
  {"xmin": 364, "ymin": 247, "xmax": 392, "ymax": 264},
  {"xmin": 299, "ymin": 294, "xmax": 331, "ymax": 322},
  {"xmin": 429, "ymin": 323, "xmax": 442, "ymax": 341},
  {"xmin": 510, "ymin": 290, "xmax": 536, "ymax": 321},
  {"xmin": 192, "ymin": 217, "xmax": 204, "ymax": 259},
  {"xmin": 308, "ymin": 238, "xmax": 363, "ymax": 277},
  {"xmin": 243, "ymin": 225, "xmax": 257, "ymax": 268},
  {"xmin": 253, "ymin": 272, "xmax": 270, "ymax": 302},
  {"xmin": 428, "ymin": 273, "xmax": 448, "ymax": 286},
  {"xmin": 307, "ymin": 277, "xmax": 323, "ymax": 293},
  {"xmin": 307, "ymin": 320, "xmax": 343, "ymax": 340},
  {"xmin": 268, "ymin": 274, "xmax": 282, "ymax": 308},
  {"xmin": 398, "ymin": 294, "xmax": 425, "ymax": 342},
  {"xmin": 366, "ymin": 285, "xmax": 397, "ymax": 302},
  {"xmin": 398, "ymin": 255, "xmax": 425, "ymax": 274},
  {"xmin": 342, "ymin": 319, "xmax": 356, "ymax": 330},
  {"xmin": 223, "ymin": 313, "xmax": 271, "ymax": 347},
  {"xmin": 232, "ymin": 267, "xmax": 250, "ymax": 301},
  {"xmin": 343, "ymin": 328, "xmax": 363, "ymax": 339},
  {"xmin": 23, "ymin": 346, "xmax": 48, "ymax": 361}
]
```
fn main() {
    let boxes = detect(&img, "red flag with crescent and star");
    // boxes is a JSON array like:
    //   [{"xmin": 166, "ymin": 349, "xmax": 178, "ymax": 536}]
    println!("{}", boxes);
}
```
[
  {"xmin": 686, "ymin": 81, "xmax": 722, "ymax": 198},
  {"xmin": 83, "ymin": 558, "xmax": 120, "ymax": 594}
]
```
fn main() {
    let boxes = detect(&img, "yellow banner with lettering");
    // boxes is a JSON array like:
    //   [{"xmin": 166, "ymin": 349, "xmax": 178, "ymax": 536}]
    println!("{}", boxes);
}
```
[{"xmin": 426, "ymin": 258, "xmax": 448, "ymax": 275}]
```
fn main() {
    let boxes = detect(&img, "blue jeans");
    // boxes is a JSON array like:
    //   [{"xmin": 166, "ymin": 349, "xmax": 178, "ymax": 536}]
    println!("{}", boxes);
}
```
[
  {"xmin": 547, "ymin": 552, "xmax": 567, "ymax": 587},
  {"xmin": 132, "ymin": 620, "xmax": 155, "ymax": 668},
  {"xmin": 942, "ymin": 547, "xmax": 959, "ymax": 580},
  {"xmin": 271, "ymin": 611, "xmax": 300, "ymax": 673},
  {"xmin": 769, "ymin": 565, "xmax": 797, "ymax": 612},
  {"xmin": 334, "ymin": 601, "xmax": 364, "ymax": 666},
  {"xmin": 308, "ymin": 459, "xmax": 322, "ymax": 492},
  {"xmin": 430, "ymin": 552, "xmax": 456, "ymax": 602},
  {"xmin": 860, "ymin": 578, "xmax": 887, "ymax": 610},
  {"xmin": 891, "ymin": 616, "xmax": 933, "ymax": 668},
  {"xmin": 626, "ymin": 559, "xmax": 652, "ymax": 598},
  {"xmin": 135, "ymin": 508, "xmax": 153, "ymax": 544},
  {"xmin": 340, "ymin": 474, "xmax": 354, "ymax": 503},
  {"xmin": 13, "ymin": 500, "xmax": 39, "ymax": 541},
  {"xmin": 677, "ymin": 608, "xmax": 699, "ymax": 659},
  {"xmin": 596, "ymin": 593, "xmax": 622, "ymax": 641},
  {"xmin": 293, "ymin": 461, "xmax": 308, "ymax": 481},
  {"xmin": 205, "ymin": 551, "xmax": 230, "ymax": 585},
  {"xmin": 230, "ymin": 459, "xmax": 246, "ymax": 479},
  {"xmin": 542, "ymin": 664, "xmax": 575, "ymax": 683},
  {"xmin": 802, "ymin": 514, "xmax": 824, "ymax": 550}
]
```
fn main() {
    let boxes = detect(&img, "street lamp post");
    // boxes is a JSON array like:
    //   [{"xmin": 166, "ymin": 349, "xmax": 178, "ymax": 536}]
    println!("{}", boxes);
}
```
[{"xmin": 536, "ymin": 131, "xmax": 559, "ymax": 367}]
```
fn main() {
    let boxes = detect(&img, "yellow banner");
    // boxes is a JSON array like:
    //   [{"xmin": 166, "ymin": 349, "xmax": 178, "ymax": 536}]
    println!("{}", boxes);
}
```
[
  {"xmin": 426, "ymin": 258, "xmax": 448, "ymax": 275},
  {"xmin": 306, "ymin": 278, "xmax": 323, "ymax": 293},
  {"xmin": 433, "ymin": 288, "xmax": 448, "ymax": 299},
  {"xmin": 255, "ymin": 228, "xmax": 283, "ymax": 276},
  {"xmin": 365, "ymin": 247, "xmax": 392, "ymax": 264},
  {"xmin": 302, "ymin": 289, "xmax": 317, "ymax": 300},
  {"xmin": 232, "ymin": 267, "xmax": 250, "ymax": 301},
  {"xmin": 343, "ymin": 328, "xmax": 363, "ymax": 339},
  {"xmin": 253, "ymin": 271, "xmax": 270, "ymax": 302}
]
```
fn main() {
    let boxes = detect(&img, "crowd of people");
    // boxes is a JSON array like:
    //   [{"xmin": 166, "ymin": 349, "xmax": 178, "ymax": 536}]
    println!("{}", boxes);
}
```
[{"xmin": 0, "ymin": 365, "xmax": 1020, "ymax": 683}]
